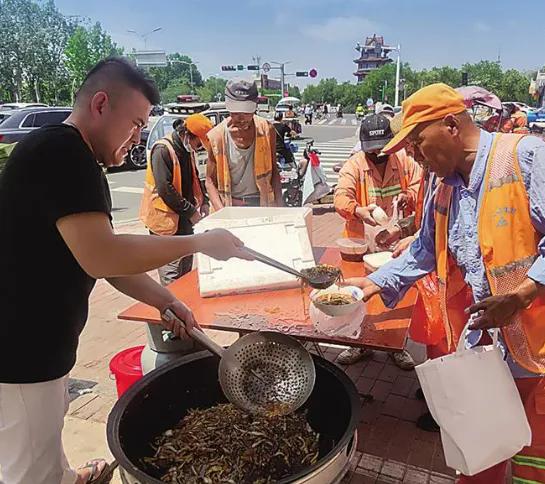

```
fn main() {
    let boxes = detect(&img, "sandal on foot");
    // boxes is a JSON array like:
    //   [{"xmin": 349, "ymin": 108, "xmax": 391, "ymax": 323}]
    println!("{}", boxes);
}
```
[{"xmin": 78, "ymin": 458, "xmax": 118, "ymax": 484}]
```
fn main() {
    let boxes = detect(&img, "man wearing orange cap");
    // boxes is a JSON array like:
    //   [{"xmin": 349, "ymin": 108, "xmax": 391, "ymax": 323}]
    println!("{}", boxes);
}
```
[
  {"xmin": 346, "ymin": 83, "xmax": 545, "ymax": 483},
  {"xmin": 140, "ymin": 113, "xmax": 212, "ymax": 284}
]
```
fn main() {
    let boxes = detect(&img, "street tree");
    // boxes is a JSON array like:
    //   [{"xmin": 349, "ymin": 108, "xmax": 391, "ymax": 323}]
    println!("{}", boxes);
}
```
[
  {"xmin": 462, "ymin": 60, "xmax": 504, "ymax": 95},
  {"xmin": 148, "ymin": 53, "xmax": 203, "ymax": 93},
  {"xmin": 196, "ymin": 77, "xmax": 227, "ymax": 102},
  {"xmin": 500, "ymin": 69, "xmax": 532, "ymax": 104},
  {"xmin": 161, "ymin": 78, "xmax": 193, "ymax": 103},
  {"xmin": 64, "ymin": 22, "xmax": 123, "ymax": 101},
  {"xmin": 0, "ymin": 0, "xmax": 74, "ymax": 103}
]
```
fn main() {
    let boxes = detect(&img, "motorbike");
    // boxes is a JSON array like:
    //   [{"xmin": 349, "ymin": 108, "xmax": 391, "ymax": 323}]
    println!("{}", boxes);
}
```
[
  {"xmin": 304, "ymin": 113, "xmax": 313, "ymax": 125},
  {"xmin": 336, "ymin": 109, "xmax": 343, "ymax": 118},
  {"xmin": 282, "ymin": 140, "xmax": 325, "ymax": 207},
  {"xmin": 277, "ymin": 140, "xmax": 299, "ymax": 191},
  {"xmin": 356, "ymin": 110, "xmax": 365, "ymax": 120}
]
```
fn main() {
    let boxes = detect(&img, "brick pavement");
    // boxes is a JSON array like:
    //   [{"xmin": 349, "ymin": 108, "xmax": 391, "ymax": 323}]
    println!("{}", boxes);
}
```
[{"xmin": 65, "ymin": 208, "xmax": 462, "ymax": 483}]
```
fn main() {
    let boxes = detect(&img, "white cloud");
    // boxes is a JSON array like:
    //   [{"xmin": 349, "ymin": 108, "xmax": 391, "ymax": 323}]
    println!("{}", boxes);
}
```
[
  {"xmin": 301, "ymin": 16, "xmax": 380, "ymax": 43},
  {"xmin": 473, "ymin": 21, "xmax": 491, "ymax": 32}
]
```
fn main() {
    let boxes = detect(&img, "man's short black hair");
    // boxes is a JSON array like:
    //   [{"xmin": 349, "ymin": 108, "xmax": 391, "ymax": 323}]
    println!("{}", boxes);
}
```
[{"xmin": 76, "ymin": 56, "xmax": 160, "ymax": 106}]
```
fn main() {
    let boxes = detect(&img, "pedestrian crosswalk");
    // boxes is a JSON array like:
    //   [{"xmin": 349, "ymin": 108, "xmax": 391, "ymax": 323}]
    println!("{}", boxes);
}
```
[
  {"xmin": 294, "ymin": 137, "xmax": 355, "ymax": 185},
  {"xmin": 315, "ymin": 117, "xmax": 359, "ymax": 126},
  {"xmin": 106, "ymin": 137, "xmax": 357, "ymax": 195}
]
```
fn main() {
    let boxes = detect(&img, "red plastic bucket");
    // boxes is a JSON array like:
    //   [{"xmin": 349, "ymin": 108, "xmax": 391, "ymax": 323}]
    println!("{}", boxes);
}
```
[{"xmin": 109, "ymin": 345, "xmax": 144, "ymax": 398}]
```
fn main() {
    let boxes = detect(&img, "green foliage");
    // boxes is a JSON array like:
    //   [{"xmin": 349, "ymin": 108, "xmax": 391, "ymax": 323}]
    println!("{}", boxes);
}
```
[
  {"xmin": 499, "ymin": 69, "xmax": 532, "ymax": 104},
  {"xmin": 0, "ymin": 0, "xmax": 535, "ymax": 112},
  {"xmin": 148, "ymin": 53, "xmax": 203, "ymax": 94},
  {"xmin": 161, "ymin": 78, "xmax": 193, "ymax": 103},
  {"xmin": 302, "ymin": 61, "xmax": 536, "ymax": 111},
  {"xmin": 0, "ymin": 0, "xmax": 74, "ymax": 104},
  {"xmin": 65, "ymin": 22, "xmax": 123, "ymax": 100},
  {"xmin": 196, "ymin": 77, "xmax": 228, "ymax": 102}
]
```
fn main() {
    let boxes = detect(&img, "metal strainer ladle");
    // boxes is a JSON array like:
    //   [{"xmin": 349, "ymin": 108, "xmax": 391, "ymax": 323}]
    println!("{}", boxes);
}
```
[
  {"xmin": 244, "ymin": 248, "xmax": 341, "ymax": 290},
  {"xmin": 163, "ymin": 310, "xmax": 316, "ymax": 416}
]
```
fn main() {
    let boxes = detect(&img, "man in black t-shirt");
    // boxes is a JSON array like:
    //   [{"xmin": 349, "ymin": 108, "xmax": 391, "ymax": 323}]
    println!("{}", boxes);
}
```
[{"xmin": 0, "ymin": 58, "xmax": 253, "ymax": 484}]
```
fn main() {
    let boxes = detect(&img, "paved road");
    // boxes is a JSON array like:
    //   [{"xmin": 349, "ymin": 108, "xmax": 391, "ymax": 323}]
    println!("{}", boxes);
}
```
[{"xmin": 107, "ymin": 117, "xmax": 358, "ymax": 223}]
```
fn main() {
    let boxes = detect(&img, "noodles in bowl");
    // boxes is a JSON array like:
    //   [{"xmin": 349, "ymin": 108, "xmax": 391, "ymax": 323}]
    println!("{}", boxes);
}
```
[
  {"xmin": 315, "ymin": 293, "xmax": 356, "ymax": 306},
  {"xmin": 310, "ymin": 285, "xmax": 364, "ymax": 317}
]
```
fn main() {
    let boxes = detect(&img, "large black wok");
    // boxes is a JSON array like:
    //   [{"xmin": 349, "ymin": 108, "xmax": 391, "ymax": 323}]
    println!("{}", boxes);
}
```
[{"xmin": 107, "ymin": 351, "xmax": 360, "ymax": 483}]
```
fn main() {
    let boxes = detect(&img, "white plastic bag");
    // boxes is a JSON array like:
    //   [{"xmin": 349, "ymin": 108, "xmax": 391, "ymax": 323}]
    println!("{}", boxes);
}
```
[
  {"xmin": 302, "ymin": 164, "xmax": 331, "ymax": 205},
  {"xmin": 364, "ymin": 198, "xmax": 400, "ymax": 253},
  {"xmin": 309, "ymin": 302, "xmax": 365, "ymax": 339},
  {"xmin": 415, "ymin": 325, "xmax": 531, "ymax": 476}
]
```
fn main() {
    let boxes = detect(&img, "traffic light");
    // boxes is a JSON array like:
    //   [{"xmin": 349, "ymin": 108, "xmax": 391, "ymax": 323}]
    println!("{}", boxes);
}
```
[
  {"xmin": 221, "ymin": 65, "xmax": 236, "ymax": 72},
  {"xmin": 296, "ymin": 71, "xmax": 309, "ymax": 77},
  {"xmin": 247, "ymin": 65, "xmax": 260, "ymax": 71},
  {"xmin": 237, "ymin": 65, "xmax": 244, "ymax": 71}
]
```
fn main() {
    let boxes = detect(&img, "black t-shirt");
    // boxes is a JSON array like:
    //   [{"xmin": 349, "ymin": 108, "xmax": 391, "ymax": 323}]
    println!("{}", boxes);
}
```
[
  {"xmin": 273, "ymin": 122, "xmax": 291, "ymax": 152},
  {"xmin": 0, "ymin": 125, "xmax": 112, "ymax": 383}
]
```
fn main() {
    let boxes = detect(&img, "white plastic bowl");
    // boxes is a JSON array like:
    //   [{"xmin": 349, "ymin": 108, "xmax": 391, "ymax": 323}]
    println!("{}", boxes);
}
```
[
  {"xmin": 310, "ymin": 285, "xmax": 364, "ymax": 317},
  {"xmin": 363, "ymin": 251, "xmax": 393, "ymax": 272},
  {"xmin": 336, "ymin": 238, "xmax": 368, "ymax": 262}
]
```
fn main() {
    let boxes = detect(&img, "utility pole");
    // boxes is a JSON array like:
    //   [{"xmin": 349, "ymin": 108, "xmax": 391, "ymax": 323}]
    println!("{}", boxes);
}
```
[
  {"xmin": 280, "ymin": 63, "xmax": 285, "ymax": 96},
  {"xmin": 252, "ymin": 55, "xmax": 262, "ymax": 74},
  {"xmin": 394, "ymin": 44, "xmax": 401, "ymax": 107},
  {"xmin": 271, "ymin": 61, "xmax": 290, "ymax": 96},
  {"xmin": 170, "ymin": 59, "xmax": 198, "ymax": 93}
]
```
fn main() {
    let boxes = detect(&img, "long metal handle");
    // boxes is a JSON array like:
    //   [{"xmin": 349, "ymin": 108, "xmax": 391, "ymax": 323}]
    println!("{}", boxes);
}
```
[
  {"xmin": 244, "ymin": 247, "xmax": 305, "ymax": 279},
  {"xmin": 163, "ymin": 309, "xmax": 225, "ymax": 358}
]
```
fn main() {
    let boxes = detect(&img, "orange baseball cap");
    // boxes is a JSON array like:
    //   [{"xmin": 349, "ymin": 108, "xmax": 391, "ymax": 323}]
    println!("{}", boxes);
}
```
[
  {"xmin": 382, "ymin": 83, "xmax": 466, "ymax": 154},
  {"xmin": 185, "ymin": 113, "xmax": 214, "ymax": 148}
]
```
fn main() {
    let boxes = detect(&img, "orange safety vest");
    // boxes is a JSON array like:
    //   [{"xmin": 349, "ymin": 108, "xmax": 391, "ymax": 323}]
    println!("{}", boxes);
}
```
[
  {"xmin": 140, "ymin": 134, "xmax": 204, "ymax": 236},
  {"xmin": 435, "ymin": 133, "xmax": 545, "ymax": 372},
  {"xmin": 409, "ymin": 172, "xmax": 449, "ymax": 351},
  {"xmin": 207, "ymin": 116, "xmax": 275, "ymax": 207},
  {"xmin": 343, "ymin": 152, "xmax": 409, "ymax": 238}
]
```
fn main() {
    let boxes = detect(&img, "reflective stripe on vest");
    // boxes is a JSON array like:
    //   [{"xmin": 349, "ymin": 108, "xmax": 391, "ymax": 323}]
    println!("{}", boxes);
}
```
[
  {"xmin": 435, "ymin": 134, "xmax": 545, "ymax": 372},
  {"xmin": 207, "ymin": 116, "xmax": 275, "ymax": 207}
]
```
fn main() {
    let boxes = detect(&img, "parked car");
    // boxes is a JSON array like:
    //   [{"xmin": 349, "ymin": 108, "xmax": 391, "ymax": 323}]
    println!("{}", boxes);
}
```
[
  {"xmin": 0, "ymin": 111, "xmax": 13, "ymax": 125},
  {"xmin": 146, "ymin": 104, "xmax": 230, "ymax": 179},
  {"xmin": 0, "ymin": 102, "xmax": 49, "ymax": 111},
  {"xmin": 0, "ymin": 107, "xmax": 72, "ymax": 144},
  {"xmin": 0, "ymin": 106, "xmax": 150, "ymax": 170},
  {"xmin": 527, "ymin": 107, "xmax": 545, "ymax": 132}
]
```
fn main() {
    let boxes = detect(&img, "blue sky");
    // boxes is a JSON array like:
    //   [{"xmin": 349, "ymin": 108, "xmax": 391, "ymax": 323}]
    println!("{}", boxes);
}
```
[{"xmin": 55, "ymin": 0, "xmax": 544, "ymax": 87}]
